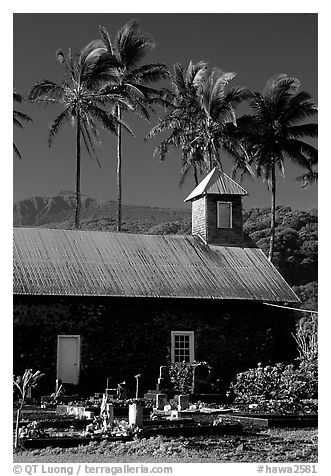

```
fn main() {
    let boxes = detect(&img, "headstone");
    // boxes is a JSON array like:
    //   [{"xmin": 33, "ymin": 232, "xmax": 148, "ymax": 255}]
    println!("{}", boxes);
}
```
[
  {"xmin": 193, "ymin": 364, "xmax": 211, "ymax": 393},
  {"xmin": 128, "ymin": 403, "xmax": 144, "ymax": 428},
  {"xmin": 56, "ymin": 405, "xmax": 68, "ymax": 415},
  {"xmin": 157, "ymin": 365, "xmax": 172, "ymax": 391},
  {"xmin": 156, "ymin": 393, "xmax": 167, "ymax": 410},
  {"xmin": 178, "ymin": 394, "xmax": 190, "ymax": 411}
]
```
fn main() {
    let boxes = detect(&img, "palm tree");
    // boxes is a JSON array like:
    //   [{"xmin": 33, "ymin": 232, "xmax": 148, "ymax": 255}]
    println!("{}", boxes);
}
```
[
  {"xmin": 235, "ymin": 74, "xmax": 318, "ymax": 261},
  {"xmin": 197, "ymin": 67, "xmax": 253, "ymax": 173},
  {"xmin": 147, "ymin": 62, "xmax": 252, "ymax": 186},
  {"xmin": 147, "ymin": 61, "xmax": 208, "ymax": 186},
  {"xmin": 97, "ymin": 20, "xmax": 170, "ymax": 231},
  {"xmin": 13, "ymin": 90, "xmax": 33, "ymax": 159},
  {"xmin": 29, "ymin": 41, "xmax": 131, "ymax": 229}
]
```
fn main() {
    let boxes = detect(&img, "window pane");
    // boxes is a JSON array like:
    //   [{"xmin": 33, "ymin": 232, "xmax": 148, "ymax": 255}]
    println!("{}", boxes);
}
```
[
  {"xmin": 172, "ymin": 332, "xmax": 194, "ymax": 363},
  {"xmin": 217, "ymin": 202, "xmax": 232, "ymax": 228}
]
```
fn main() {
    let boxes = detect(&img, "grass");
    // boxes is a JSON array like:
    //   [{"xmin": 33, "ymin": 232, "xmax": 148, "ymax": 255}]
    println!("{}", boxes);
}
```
[{"xmin": 13, "ymin": 428, "xmax": 317, "ymax": 463}]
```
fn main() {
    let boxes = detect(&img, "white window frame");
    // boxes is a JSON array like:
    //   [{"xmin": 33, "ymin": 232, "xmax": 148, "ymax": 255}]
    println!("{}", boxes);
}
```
[
  {"xmin": 171, "ymin": 331, "xmax": 195, "ymax": 363},
  {"xmin": 217, "ymin": 201, "xmax": 233, "ymax": 229}
]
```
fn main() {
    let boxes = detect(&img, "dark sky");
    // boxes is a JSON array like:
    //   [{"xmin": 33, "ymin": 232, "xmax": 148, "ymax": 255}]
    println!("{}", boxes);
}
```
[{"xmin": 13, "ymin": 13, "xmax": 318, "ymax": 210}]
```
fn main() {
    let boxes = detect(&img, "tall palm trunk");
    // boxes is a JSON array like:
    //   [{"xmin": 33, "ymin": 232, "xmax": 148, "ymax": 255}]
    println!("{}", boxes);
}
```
[
  {"xmin": 193, "ymin": 166, "xmax": 198, "ymax": 186},
  {"xmin": 75, "ymin": 114, "xmax": 81, "ymax": 229},
  {"xmin": 268, "ymin": 161, "xmax": 276, "ymax": 261},
  {"xmin": 117, "ymin": 105, "xmax": 122, "ymax": 232}
]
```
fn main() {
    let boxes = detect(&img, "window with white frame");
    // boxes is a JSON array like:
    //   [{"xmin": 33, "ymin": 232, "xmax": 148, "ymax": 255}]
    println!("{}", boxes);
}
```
[
  {"xmin": 171, "ymin": 331, "xmax": 195, "ymax": 363},
  {"xmin": 217, "ymin": 201, "xmax": 232, "ymax": 228}
]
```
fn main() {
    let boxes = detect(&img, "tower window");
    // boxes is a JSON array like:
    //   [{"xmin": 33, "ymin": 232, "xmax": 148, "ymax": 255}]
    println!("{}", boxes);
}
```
[{"xmin": 217, "ymin": 201, "xmax": 232, "ymax": 228}]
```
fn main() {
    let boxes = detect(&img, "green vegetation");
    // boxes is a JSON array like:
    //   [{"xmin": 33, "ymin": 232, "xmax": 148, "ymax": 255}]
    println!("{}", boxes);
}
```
[
  {"xmin": 229, "ymin": 313, "xmax": 318, "ymax": 405},
  {"xmin": 147, "ymin": 62, "xmax": 251, "ymax": 185},
  {"xmin": 234, "ymin": 74, "xmax": 317, "ymax": 261},
  {"xmin": 243, "ymin": 206, "xmax": 317, "ymax": 288},
  {"xmin": 13, "ymin": 369, "xmax": 44, "ymax": 448}
]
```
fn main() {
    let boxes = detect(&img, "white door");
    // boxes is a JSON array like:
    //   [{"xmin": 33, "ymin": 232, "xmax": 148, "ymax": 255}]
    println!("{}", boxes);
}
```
[{"xmin": 57, "ymin": 335, "xmax": 81, "ymax": 385}]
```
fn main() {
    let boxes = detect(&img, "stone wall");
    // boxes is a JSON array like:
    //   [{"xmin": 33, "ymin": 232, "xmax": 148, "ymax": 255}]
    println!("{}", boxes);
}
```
[{"xmin": 13, "ymin": 295, "xmax": 296, "ymax": 397}]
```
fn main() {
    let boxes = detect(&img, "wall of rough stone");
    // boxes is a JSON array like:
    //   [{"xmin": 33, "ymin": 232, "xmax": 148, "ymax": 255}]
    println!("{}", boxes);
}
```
[{"xmin": 13, "ymin": 295, "xmax": 296, "ymax": 397}]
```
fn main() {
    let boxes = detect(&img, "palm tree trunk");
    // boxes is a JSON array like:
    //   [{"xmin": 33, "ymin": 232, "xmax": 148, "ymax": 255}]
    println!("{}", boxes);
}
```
[
  {"xmin": 268, "ymin": 162, "xmax": 276, "ymax": 261},
  {"xmin": 193, "ymin": 166, "xmax": 199, "ymax": 186},
  {"xmin": 75, "ymin": 114, "xmax": 81, "ymax": 229},
  {"xmin": 117, "ymin": 105, "xmax": 122, "ymax": 232},
  {"xmin": 208, "ymin": 145, "xmax": 213, "ymax": 172}
]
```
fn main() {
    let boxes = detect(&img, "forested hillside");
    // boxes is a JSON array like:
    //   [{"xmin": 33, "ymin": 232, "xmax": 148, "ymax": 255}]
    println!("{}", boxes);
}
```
[{"xmin": 243, "ymin": 207, "xmax": 318, "ymax": 311}]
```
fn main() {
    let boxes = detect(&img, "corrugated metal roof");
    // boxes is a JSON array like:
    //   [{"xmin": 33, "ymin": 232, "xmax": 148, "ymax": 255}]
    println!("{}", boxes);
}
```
[
  {"xmin": 13, "ymin": 227, "xmax": 299, "ymax": 302},
  {"xmin": 184, "ymin": 168, "xmax": 248, "ymax": 202}
]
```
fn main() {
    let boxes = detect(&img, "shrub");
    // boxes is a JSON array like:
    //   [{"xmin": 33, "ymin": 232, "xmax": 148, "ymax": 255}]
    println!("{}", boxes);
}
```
[
  {"xmin": 229, "ymin": 360, "xmax": 317, "ymax": 403},
  {"xmin": 229, "ymin": 315, "xmax": 318, "ymax": 404},
  {"xmin": 13, "ymin": 369, "xmax": 44, "ymax": 448},
  {"xmin": 169, "ymin": 361, "xmax": 211, "ymax": 394}
]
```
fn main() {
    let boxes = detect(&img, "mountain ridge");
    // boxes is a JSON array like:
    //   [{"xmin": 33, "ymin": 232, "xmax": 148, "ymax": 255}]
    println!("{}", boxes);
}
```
[{"xmin": 13, "ymin": 192, "xmax": 191, "ymax": 227}]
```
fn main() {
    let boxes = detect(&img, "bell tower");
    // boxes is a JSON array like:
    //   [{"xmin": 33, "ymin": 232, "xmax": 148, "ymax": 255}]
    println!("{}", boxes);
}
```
[{"xmin": 184, "ymin": 168, "xmax": 248, "ymax": 246}]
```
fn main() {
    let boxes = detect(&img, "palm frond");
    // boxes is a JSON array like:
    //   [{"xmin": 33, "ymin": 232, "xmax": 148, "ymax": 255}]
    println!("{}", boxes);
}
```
[
  {"xmin": 99, "ymin": 25, "xmax": 115, "ymax": 55},
  {"xmin": 29, "ymin": 80, "xmax": 65, "ymax": 102},
  {"xmin": 262, "ymin": 74, "xmax": 288, "ymax": 97},
  {"xmin": 210, "ymin": 69, "xmax": 236, "ymax": 101},
  {"xmin": 13, "ymin": 90, "xmax": 23, "ymax": 103},
  {"xmin": 263, "ymin": 74, "xmax": 300, "ymax": 107},
  {"xmin": 173, "ymin": 63, "xmax": 187, "ymax": 96},
  {"xmin": 296, "ymin": 169, "xmax": 318, "ymax": 188},
  {"xmin": 14, "ymin": 110, "xmax": 33, "ymax": 124},
  {"xmin": 56, "ymin": 49, "xmax": 77, "ymax": 83},
  {"xmin": 286, "ymin": 123, "xmax": 318, "ymax": 139},
  {"xmin": 13, "ymin": 143, "xmax": 22, "ymax": 159},
  {"xmin": 115, "ymin": 19, "xmax": 155, "ymax": 70},
  {"xmin": 80, "ymin": 121, "xmax": 101, "ymax": 167},
  {"xmin": 282, "ymin": 139, "xmax": 318, "ymax": 168},
  {"xmin": 13, "ymin": 117, "xmax": 23, "ymax": 128},
  {"xmin": 87, "ymin": 103, "xmax": 133, "ymax": 136},
  {"xmin": 129, "ymin": 95, "xmax": 151, "ymax": 121},
  {"xmin": 48, "ymin": 108, "xmax": 71, "ymax": 146},
  {"xmin": 281, "ymin": 92, "xmax": 317, "ymax": 124},
  {"xmin": 125, "ymin": 63, "xmax": 170, "ymax": 84},
  {"xmin": 187, "ymin": 60, "xmax": 208, "ymax": 87}
]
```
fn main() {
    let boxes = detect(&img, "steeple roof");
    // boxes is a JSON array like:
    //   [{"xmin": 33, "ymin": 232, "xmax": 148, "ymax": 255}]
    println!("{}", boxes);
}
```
[{"xmin": 184, "ymin": 168, "xmax": 248, "ymax": 202}]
